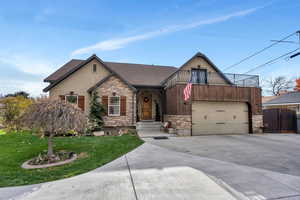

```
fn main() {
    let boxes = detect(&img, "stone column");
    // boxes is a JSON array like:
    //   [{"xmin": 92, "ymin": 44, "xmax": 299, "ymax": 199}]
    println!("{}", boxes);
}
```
[{"xmin": 252, "ymin": 114, "xmax": 263, "ymax": 133}]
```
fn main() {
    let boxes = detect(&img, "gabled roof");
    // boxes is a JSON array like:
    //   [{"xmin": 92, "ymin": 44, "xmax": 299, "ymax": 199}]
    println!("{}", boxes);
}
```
[
  {"xmin": 161, "ymin": 52, "xmax": 233, "ymax": 85},
  {"xmin": 44, "ymin": 59, "xmax": 84, "ymax": 83},
  {"xmin": 87, "ymin": 74, "xmax": 137, "ymax": 93},
  {"xmin": 43, "ymin": 54, "xmax": 116, "ymax": 92},
  {"xmin": 263, "ymin": 91, "xmax": 300, "ymax": 105},
  {"xmin": 43, "ymin": 52, "xmax": 232, "ymax": 92},
  {"xmin": 43, "ymin": 55, "xmax": 177, "ymax": 92}
]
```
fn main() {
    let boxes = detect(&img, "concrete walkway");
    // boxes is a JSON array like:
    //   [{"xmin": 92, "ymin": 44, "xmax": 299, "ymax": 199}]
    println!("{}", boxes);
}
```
[{"xmin": 0, "ymin": 143, "xmax": 237, "ymax": 200}]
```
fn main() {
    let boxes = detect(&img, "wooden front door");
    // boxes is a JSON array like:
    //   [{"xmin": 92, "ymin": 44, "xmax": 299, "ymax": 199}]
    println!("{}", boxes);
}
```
[{"xmin": 142, "ymin": 94, "xmax": 152, "ymax": 120}]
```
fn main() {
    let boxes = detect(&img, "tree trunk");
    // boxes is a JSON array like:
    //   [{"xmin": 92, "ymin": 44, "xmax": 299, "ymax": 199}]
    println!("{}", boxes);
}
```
[{"xmin": 47, "ymin": 134, "xmax": 54, "ymax": 158}]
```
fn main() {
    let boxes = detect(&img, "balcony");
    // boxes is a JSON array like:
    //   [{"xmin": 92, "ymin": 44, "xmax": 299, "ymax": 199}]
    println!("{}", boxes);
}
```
[{"xmin": 164, "ymin": 70, "xmax": 259, "ymax": 88}]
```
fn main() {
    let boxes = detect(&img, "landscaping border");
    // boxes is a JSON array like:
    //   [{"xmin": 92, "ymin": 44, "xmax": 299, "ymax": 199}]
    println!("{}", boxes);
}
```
[{"xmin": 22, "ymin": 154, "xmax": 77, "ymax": 169}]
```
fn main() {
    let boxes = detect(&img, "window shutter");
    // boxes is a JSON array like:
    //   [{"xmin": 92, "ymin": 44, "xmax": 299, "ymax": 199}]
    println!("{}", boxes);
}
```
[
  {"xmin": 102, "ymin": 96, "xmax": 108, "ymax": 116},
  {"xmin": 120, "ymin": 96, "xmax": 126, "ymax": 116},
  {"xmin": 59, "ymin": 95, "xmax": 65, "ymax": 101},
  {"xmin": 78, "ymin": 96, "xmax": 85, "ymax": 111}
]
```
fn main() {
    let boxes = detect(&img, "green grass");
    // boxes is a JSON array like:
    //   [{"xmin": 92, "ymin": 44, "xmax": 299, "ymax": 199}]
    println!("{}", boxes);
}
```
[
  {"xmin": 0, "ymin": 130, "xmax": 5, "ymax": 135},
  {"xmin": 0, "ymin": 132, "xmax": 143, "ymax": 187}
]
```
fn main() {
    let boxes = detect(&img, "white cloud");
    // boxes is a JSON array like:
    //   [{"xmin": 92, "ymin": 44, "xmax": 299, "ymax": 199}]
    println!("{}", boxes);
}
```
[
  {"xmin": 71, "ymin": 7, "xmax": 260, "ymax": 56},
  {"xmin": 0, "ymin": 54, "xmax": 54, "ymax": 97},
  {"xmin": 0, "ymin": 79, "xmax": 48, "ymax": 97},
  {"xmin": 0, "ymin": 55, "xmax": 54, "ymax": 76}
]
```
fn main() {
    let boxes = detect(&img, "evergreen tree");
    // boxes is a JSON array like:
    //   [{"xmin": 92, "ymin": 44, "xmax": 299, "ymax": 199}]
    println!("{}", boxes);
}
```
[{"xmin": 89, "ymin": 91, "xmax": 106, "ymax": 131}]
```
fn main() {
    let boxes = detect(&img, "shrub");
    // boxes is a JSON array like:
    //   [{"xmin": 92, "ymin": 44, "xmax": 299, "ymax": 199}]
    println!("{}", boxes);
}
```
[
  {"xmin": 0, "ymin": 96, "xmax": 32, "ymax": 131},
  {"xmin": 5, "ymin": 91, "xmax": 30, "ymax": 99},
  {"xmin": 89, "ymin": 91, "xmax": 106, "ymax": 131}
]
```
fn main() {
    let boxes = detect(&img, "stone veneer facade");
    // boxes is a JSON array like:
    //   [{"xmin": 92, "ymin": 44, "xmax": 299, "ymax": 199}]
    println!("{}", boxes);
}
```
[
  {"xmin": 95, "ymin": 75, "xmax": 136, "ymax": 127},
  {"xmin": 164, "ymin": 115, "xmax": 192, "ymax": 136},
  {"xmin": 165, "ymin": 114, "xmax": 263, "ymax": 135},
  {"xmin": 252, "ymin": 114, "xmax": 263, "ymax": 133}
]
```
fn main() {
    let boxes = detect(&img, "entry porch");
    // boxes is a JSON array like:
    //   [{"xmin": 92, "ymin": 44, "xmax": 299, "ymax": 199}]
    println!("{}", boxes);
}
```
[{"xmin": 136, "ymin": 88, "xmax": 165, "ymax": 122}]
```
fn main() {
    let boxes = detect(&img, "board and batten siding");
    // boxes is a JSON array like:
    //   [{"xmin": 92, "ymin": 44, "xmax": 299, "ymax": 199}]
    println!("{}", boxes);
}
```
[{"xmin": 165, "ymin": 84, "xmax": 262, "ymax": 115}]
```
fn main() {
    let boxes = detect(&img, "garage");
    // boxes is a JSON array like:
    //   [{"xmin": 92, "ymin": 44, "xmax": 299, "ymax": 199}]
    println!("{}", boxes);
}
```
[{"xmin": 192, "ymin": 101, "xmax": 249, "ymax": 135}]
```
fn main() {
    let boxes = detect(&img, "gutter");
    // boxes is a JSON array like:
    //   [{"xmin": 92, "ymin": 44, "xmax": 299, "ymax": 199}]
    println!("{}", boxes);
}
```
[{"xmin": 263, "ymin": 103, "xmax": 300, "ymax": 106}]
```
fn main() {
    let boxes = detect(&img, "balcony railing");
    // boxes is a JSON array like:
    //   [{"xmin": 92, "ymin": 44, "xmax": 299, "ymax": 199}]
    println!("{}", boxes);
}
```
[{"xmin": 164, "ymin": 70, "xmax": 259, "ymax": 88}]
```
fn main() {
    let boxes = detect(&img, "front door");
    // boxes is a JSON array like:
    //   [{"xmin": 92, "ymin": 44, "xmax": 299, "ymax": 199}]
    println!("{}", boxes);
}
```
[{"xmin": 142, "ymin": 94, "xmax": 152, "ymax": 120}]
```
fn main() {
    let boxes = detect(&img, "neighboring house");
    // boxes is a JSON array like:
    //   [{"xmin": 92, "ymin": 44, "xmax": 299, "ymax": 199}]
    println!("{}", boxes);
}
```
[
  {"xmin": 262, "ymin": 96, "xmax": 278, "ymax": 104},
  {"xmin": 263, "ymin": 91, "xmax": 300, "ymax": 112},
  {"xmin": 43, "ymin": 52, "xmax": 262, "ymax": 135}
]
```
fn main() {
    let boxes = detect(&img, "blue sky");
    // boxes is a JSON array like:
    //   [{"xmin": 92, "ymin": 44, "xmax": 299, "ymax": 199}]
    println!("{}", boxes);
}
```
[{"xmin": 0, "ymin": 0, "xmax": 299, "ymax": 96}]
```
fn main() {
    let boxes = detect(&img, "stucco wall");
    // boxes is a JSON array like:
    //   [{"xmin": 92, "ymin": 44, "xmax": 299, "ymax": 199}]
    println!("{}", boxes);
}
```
[
  {"xmin": 49, "ymin": 59, "xmax": 111, "ymax": 114},
  {"xmin": 96, "ymin": 75, "xmax": 135, "ymax": 127}
]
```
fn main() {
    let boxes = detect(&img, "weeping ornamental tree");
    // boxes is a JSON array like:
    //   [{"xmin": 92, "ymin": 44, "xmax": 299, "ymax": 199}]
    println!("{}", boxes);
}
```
[
  {"xmin": 89, "ymin": 91, "xmax": 106, "ymax": 131},
  {"xmin": 22, "ymin": 99, "xmax": 87, "ymax": 158}
]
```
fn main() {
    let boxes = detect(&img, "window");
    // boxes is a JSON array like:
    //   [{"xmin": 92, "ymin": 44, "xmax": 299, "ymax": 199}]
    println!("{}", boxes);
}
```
[
  {"xmin": 66, "ymin": 95, "xmax": 78, "ymax": 105},
  {"xmin": 108, "ymin": 96, "xmax": 120, "ymax": 116},
  {"xmin": 92, "ymin": 64, "xmax": 97, "ymax": 72},
  {"xmin": 191, "ymin": 69, "xmax": 207, "ymax": 84}
]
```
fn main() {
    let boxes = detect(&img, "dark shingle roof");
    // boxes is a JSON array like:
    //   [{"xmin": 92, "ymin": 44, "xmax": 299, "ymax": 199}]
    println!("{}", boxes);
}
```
[
  {"xmin": 263, "ymin": 92, "xmax": 300, "ymax": 105},
  {"xmin": 44, "ymin": 58, "xmax": 177, "ymax": 88},
  {"xmin": 105, "ymin": 62, "xmax": 177, "ymax": 86},
  {"xmin": 44, "ymin": 59, "xmax": 84, "ymax": 82}
]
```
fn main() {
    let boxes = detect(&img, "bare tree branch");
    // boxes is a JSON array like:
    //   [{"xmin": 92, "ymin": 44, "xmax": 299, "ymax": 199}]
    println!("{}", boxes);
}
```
[{"xmin": 262, "ymin": 76, "xmax": 294, "ymax": 96}]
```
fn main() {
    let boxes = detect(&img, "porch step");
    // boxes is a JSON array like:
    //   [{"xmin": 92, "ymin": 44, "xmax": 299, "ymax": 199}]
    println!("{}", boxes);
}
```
[{"xmin": 136, "ymin": 121, "xmax": 163, "ymax": 131}]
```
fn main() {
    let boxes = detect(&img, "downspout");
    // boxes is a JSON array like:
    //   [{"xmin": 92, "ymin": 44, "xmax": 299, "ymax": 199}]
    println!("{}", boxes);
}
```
[{"xmin": 132, "ymin": 92, "xmax": 135, "ymax": 126}]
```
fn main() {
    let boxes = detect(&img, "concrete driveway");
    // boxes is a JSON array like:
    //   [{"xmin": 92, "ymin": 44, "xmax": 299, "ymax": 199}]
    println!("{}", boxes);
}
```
[
  {"xmin": 0, "ymin": 143, "xmax": 237, "ymax": 200},
  {"xmin": 3, "ymin": 134, "xmax": 300, "ymax": 200},
  {"xmin": 144, "ymin": 134, "xmax": 300, "ymax": 177},
  {"xmin": 144, "ymin": 134, "xmax": 300, "ymax": 199}
]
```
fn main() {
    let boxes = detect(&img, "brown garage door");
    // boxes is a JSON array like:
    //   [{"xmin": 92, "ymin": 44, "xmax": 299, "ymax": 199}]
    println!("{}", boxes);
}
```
[{"xmin": 192, "ymin": 101, "xmax": 249, "ymax": 135}]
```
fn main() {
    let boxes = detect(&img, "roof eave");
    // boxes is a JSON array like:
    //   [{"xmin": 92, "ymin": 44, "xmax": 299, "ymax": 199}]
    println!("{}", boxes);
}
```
[
  {"xmin": 43, "ymin": 54, "xmax": 123, "ymax": 92},
  {"xmin": 263, "ymin": 102, "xmax": 300, "ymax": 106},
  {"xmin": 133, "ymin": 84, "xmax": 163, "ymax": 89}
]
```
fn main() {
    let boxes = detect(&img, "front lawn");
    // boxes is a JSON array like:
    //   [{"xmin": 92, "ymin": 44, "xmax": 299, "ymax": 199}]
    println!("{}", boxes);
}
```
[
  {"xmin": 0, "ymin": 132, "xmax": 143, "ymax": 187},
  {"xmin": 0, "ymin": 130, "xmax": 5, "ymax": 135}
]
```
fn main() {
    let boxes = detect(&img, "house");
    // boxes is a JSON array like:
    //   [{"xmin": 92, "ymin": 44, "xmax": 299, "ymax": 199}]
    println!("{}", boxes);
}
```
[
  {"xmin": 43, "ymin": 52, "xmax": 262, "ymax": 135},
  {"xmin": 262, "ymin": 96, "xmax": 278, "ymax": 104},
  {"xmin": 263, "ymin": 91, "xmax": 300, "ymax": 112}
]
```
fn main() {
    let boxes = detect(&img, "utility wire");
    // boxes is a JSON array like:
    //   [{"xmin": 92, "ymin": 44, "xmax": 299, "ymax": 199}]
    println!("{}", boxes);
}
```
[
  {"xmin": 243, "ymin": 48, "xmax": 300, "ymax": 74},
  {"xmin": 223, "ymin": 32, "xmax": 297, "ymax": 71}
]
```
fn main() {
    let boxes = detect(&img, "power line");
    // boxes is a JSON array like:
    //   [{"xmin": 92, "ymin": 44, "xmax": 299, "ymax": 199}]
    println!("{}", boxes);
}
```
[
  {"xmin": 243, "ymin": 48, "xmax": 300, "ymax": 74},
  {"xmin": 223, "ymin": 31, "xmax": 297, "ymax": 71}
]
